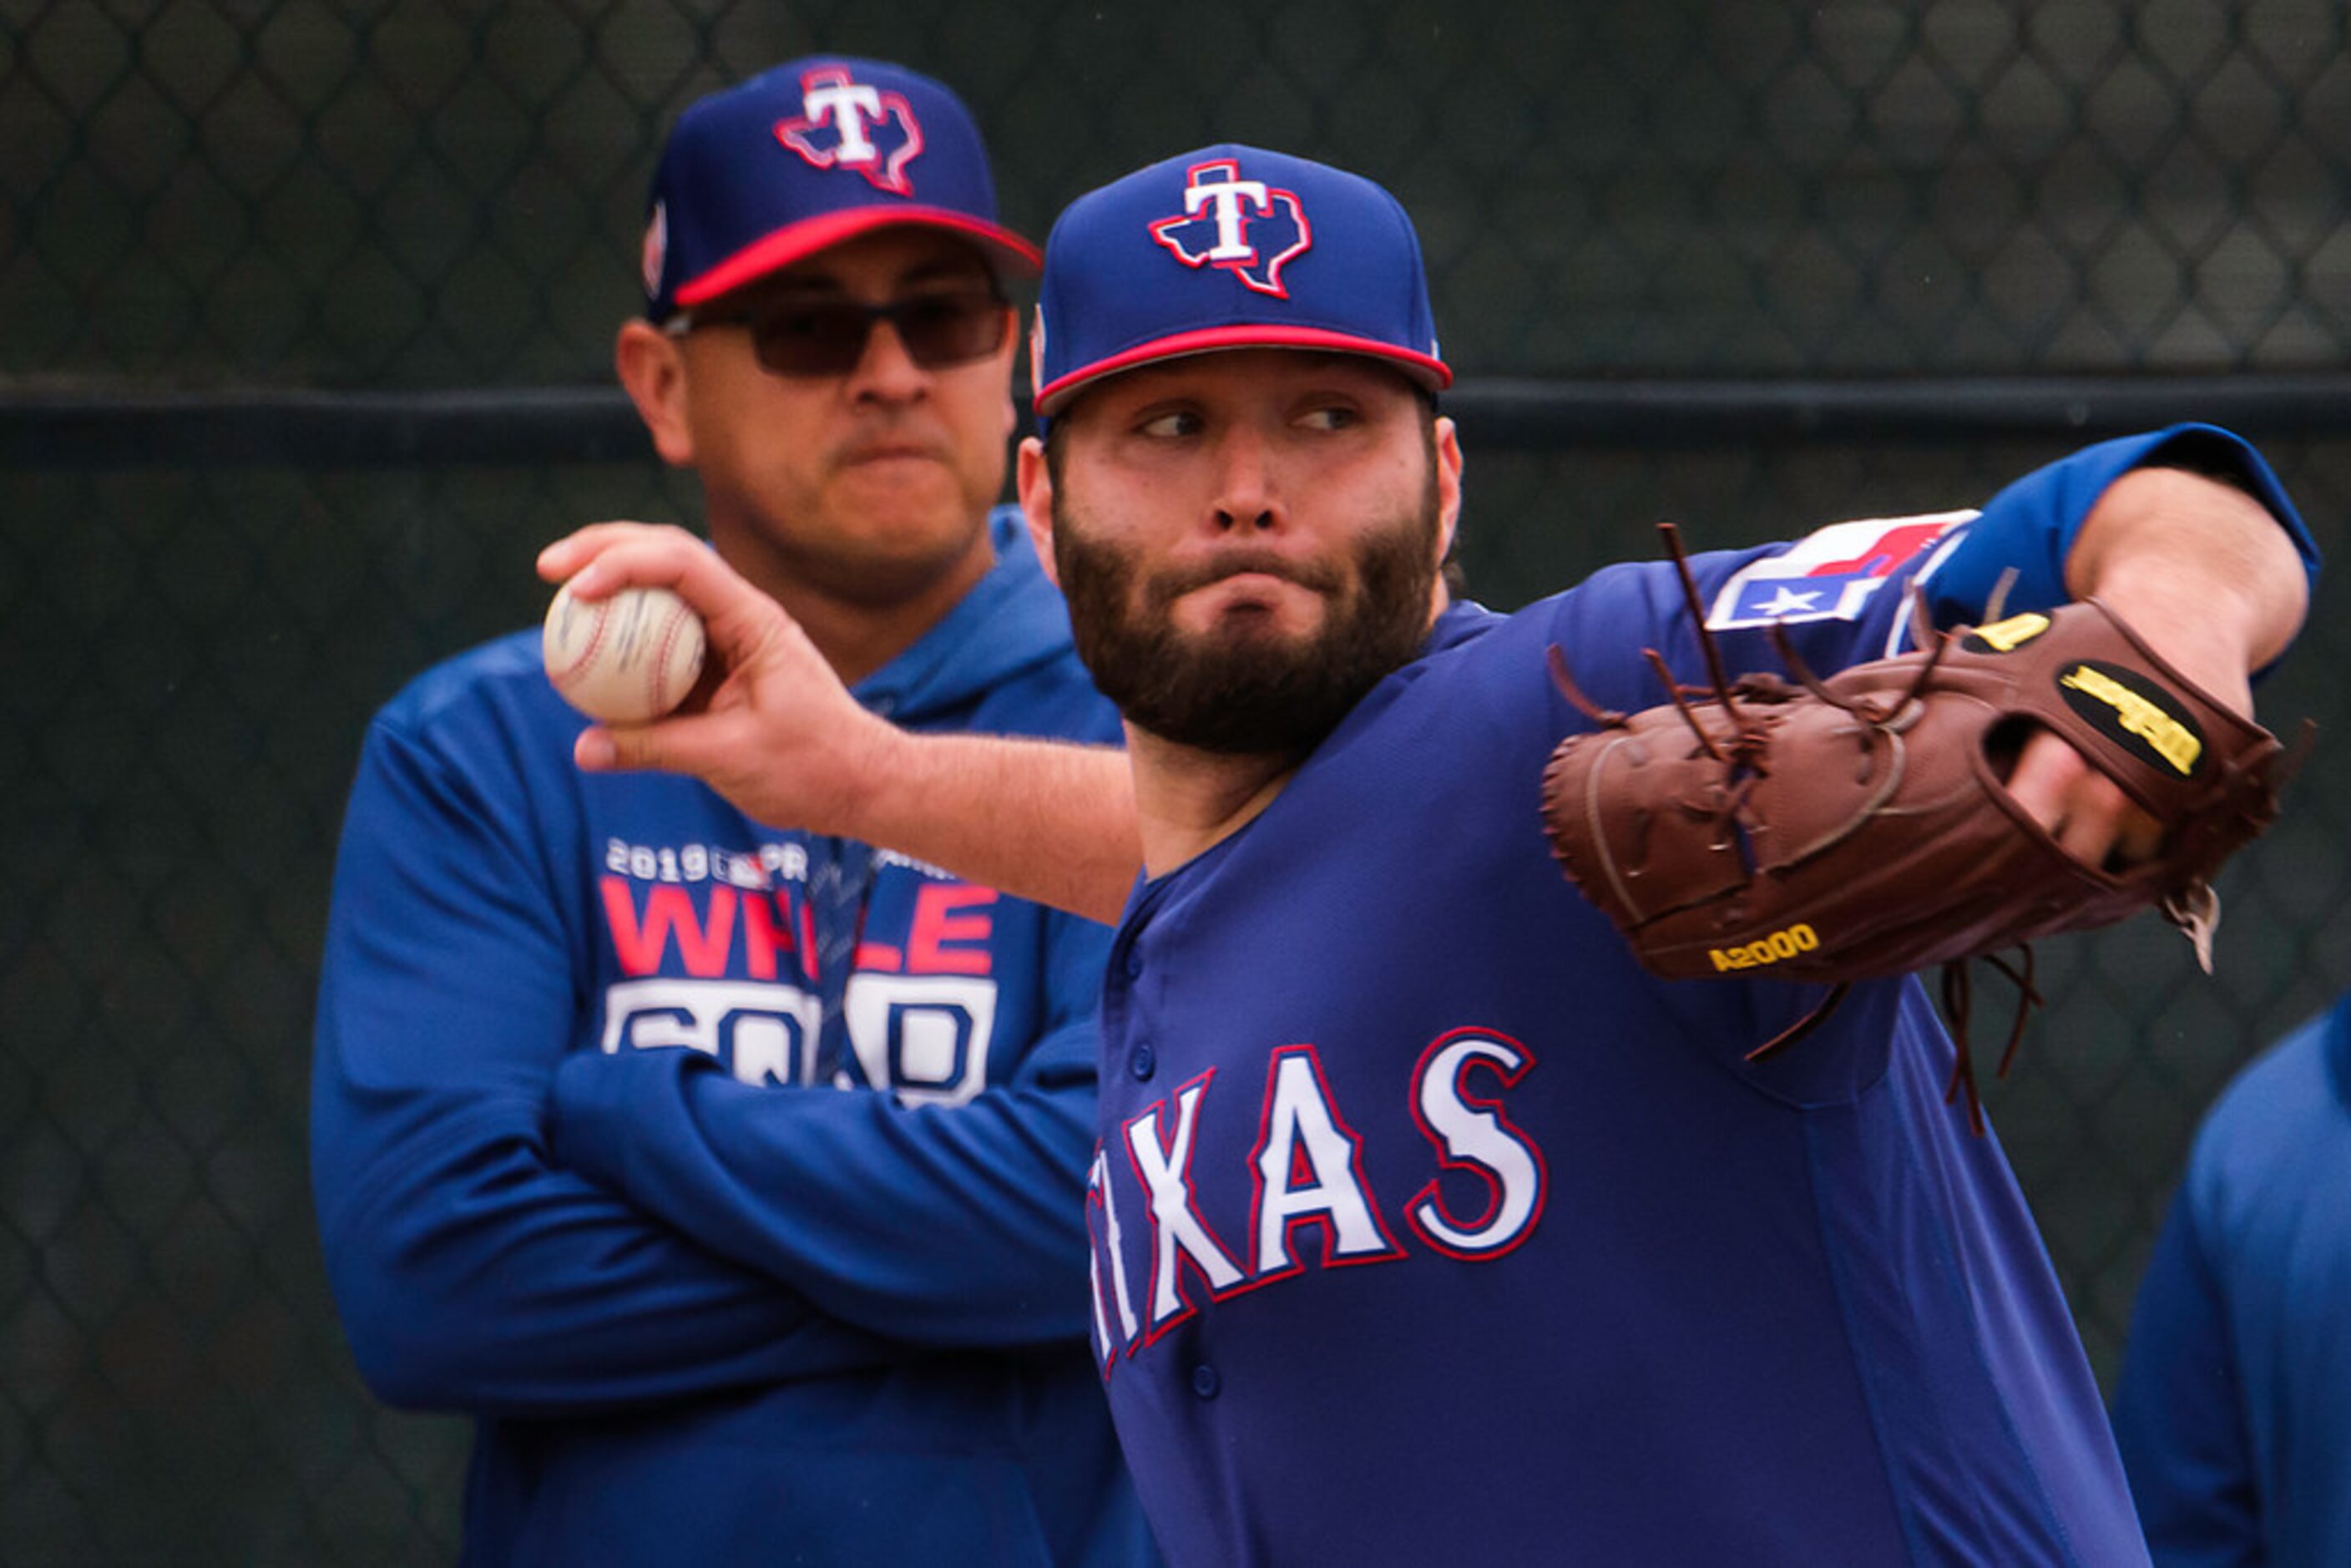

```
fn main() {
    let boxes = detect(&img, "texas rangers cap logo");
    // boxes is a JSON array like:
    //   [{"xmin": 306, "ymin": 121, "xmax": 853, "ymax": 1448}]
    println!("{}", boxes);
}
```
[
  {"xmin": 1147, "ymin": 158, "xmax": 1312, "ymax": 297},
  {"xmin": 775, "ymin": 63, "xmax": 925, "ymax": 195}
]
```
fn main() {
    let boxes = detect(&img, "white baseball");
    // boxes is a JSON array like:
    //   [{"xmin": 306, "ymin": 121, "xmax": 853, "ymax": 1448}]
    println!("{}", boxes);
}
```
[{"xmin": 542, "ymin": 579, "xmax": 707, "ymax": 723}]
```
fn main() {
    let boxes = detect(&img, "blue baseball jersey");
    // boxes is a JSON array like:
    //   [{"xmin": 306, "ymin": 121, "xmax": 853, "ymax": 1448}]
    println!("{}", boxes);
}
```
[
  {"xmin": 313, "ymin": 513, "xmax": 1158, "ymax": 1566},
  {"xmin": 1084, "ymin": 429, "xmax": 2313, "ymax": 1566},
  {"xmin": 2111, "ymin": 993, "xmax": 2351, "ymax": 1566}
]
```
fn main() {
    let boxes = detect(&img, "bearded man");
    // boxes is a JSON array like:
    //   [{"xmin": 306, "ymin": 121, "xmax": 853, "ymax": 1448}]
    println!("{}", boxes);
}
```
[{"xmin": 541, "ymin": 145, "xmax": 2313, "ymax": 1566}]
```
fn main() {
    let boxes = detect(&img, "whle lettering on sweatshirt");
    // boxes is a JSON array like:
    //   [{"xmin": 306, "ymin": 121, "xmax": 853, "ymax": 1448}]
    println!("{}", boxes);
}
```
[{"xmin": 597, "ymin": 835, "xmax": 1001, "ymax": 1105}]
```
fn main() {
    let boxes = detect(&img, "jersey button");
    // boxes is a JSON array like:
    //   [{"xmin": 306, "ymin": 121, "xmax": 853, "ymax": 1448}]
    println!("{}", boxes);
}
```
[
  {"xmin": 1190, "ymin": 1363, "xmax": 1221, "ymax": 1400},
  {"xmin": 1130, "ymin": 1041, "xmax": 1155, "ymax": 1080}
]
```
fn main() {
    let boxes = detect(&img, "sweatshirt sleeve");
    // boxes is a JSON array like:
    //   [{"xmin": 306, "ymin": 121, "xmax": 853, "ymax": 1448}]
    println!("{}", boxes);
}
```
[
  {"xmin": 311, "ymin": 711, "xmax": 901, "ymax": 1417},
  {"xmin": 548, "ymin": 903, "xmax": 1113, "ymax": 1350},
  {"xmin": 2111, "ymin": 1174, "xmax": 2263, "ymax": 1565}
]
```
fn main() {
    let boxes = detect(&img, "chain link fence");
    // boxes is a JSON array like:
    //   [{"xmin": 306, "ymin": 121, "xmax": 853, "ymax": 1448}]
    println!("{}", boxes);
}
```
[{"xmin": 4, "ymin": 1, "xmax": 2348, "ymax": 1560}]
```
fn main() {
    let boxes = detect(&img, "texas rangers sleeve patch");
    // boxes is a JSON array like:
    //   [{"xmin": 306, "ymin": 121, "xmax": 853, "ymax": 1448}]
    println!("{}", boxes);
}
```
[{"xmin": 1706, "ymin": 510, "xmax": 1976, "ymax": 630}]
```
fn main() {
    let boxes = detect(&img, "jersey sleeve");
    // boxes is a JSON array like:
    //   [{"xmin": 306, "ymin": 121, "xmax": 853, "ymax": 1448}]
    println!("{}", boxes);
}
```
[
  {"xmin": 1921, "ymin": 422, "xmax": 2318, "ymax": 650},
  {"xmin": 2110, "ymin": 1172, "xmax": 2263, "ymax": 1563},
  {"xmin": 1533, "ymin": 422, "xmax": 2316, "ymax": 701},
  {"xmin": 311, "ymin": 711, "xmax": 898, "ymax": 1418},
  {"xmin": 547, "ymin": 903, "xmax": 1112, "ymax": 1350}
]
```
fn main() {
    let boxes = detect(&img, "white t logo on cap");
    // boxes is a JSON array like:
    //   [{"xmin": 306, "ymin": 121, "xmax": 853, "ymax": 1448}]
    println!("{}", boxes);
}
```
[
  {"xmin": 802, "ymin": 77, "xmax": 885, "ymax": 164},
  {"xmin": 1184, "ymin": 170, "xmax": 1271, "ymax": 260}
]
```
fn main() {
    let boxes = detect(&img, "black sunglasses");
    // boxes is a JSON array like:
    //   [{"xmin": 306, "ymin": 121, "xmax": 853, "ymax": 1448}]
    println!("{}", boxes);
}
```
[{"xmin": 668, "ymin": 287, "xmax": 1014, "ymax": 378}]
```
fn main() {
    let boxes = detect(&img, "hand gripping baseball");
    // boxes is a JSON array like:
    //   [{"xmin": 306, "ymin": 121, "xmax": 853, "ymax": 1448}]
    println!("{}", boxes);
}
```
[
  {"xmin": 1541, "ymin": 524, "xmax": 2301, "ymax": 1130},
  {"xmin": 536, "ymin": 522, "xmax": 896, "ymax": 836}
]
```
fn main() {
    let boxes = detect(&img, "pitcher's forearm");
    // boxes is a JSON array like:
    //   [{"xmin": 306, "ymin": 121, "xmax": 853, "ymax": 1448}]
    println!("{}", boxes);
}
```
[
  {"xmin": 857, "ymin": 728, "xmax": 1141, "ymax": 924},
  {"xmin": 2065, "ymin": 466, "xmax": 2309, "ymax": 691}
]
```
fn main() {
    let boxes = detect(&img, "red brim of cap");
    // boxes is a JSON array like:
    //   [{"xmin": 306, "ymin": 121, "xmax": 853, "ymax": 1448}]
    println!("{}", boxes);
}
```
[
  {"xmin": 1035, "ymin": 325, "xmax": 1453, "ymax": 415},
  {"xmin": 675, "ymin": 206, "xmax": 1044, "ymax": 309}
]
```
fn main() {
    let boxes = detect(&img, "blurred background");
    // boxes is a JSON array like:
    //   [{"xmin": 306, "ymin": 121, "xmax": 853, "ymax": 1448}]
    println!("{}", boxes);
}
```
[{"xmin": 3, "ymin": 0, "xmax": 2344, "ymax": 1558}]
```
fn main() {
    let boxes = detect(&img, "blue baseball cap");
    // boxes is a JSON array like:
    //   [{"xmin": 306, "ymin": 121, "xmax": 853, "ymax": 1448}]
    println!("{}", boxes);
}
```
[
  {"xmin": 641, "ymin": 57, "xmax": 1041, "ymax": 321},
  {"xmin": 1029, "ymin": 144, "xmax": 1451, "ymax": 425}
]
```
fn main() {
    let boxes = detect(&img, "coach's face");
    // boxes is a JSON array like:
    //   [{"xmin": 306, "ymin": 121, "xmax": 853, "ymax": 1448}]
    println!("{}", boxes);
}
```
[
  {"xmin": 622, "ymin": 228, "xmax": 1018, "ymax": 612},
  {"xmin": 1018, "ymin": 350, "xmax": 1462, "ymax": 755}
]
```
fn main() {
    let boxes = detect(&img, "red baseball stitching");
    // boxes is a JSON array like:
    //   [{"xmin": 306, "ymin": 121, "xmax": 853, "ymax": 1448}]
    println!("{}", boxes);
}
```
[
  {"xmin": 647, "ymin": 599, "xmax": 692, "ymax": 713},
  {"xmin": 551, "ymin": 591, "xmax": 610, "ymax": 684}
]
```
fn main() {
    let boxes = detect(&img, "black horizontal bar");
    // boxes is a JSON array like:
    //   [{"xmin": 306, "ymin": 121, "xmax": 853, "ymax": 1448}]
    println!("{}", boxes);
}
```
[
  {"xmin": 1449, "ymin": 373, "xmax": 2351, "ymax": 447},
  {"xmin": 0, "ymin": 387, "xmax": 652, "ymax": 468},
  {"xmin": 3, "ymin": 374, "xmax": 2346, "ymax": 468}
]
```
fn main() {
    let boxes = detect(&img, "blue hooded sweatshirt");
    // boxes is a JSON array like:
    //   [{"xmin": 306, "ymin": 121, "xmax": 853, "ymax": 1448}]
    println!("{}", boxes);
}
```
[{"xmin": 312, "ymin": 512, "xmax": 1156, "ymax": 1566}]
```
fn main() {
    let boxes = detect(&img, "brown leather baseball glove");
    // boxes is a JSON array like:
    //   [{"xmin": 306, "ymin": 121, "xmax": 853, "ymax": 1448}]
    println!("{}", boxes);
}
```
[{"xmin": 1542, "ymin": 538, "xmax": 2298, "ymax": 1125}]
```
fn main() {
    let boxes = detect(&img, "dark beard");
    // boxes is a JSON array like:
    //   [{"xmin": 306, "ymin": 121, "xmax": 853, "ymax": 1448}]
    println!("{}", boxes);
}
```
[{"xmin": 1053, "ymin": 495, "xmax": 1442, "ymax": 756}]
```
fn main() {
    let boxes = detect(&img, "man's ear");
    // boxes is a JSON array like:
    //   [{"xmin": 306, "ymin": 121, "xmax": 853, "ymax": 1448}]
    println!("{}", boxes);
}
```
[
  {"xmin": 1015, "ymin": 436, "xmax": 1059, "ymax": 588},
  {"xmin": 1433, "ymin": 414, "xmax": 1464, "ymax": 569},
  {"xmin": 616, "ymin": 320, "xmax": 695, "ymax": 468}
]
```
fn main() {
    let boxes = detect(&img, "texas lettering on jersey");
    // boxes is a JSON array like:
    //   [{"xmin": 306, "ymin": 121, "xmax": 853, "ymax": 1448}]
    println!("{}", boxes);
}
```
[
  {"xmin": 594, "ymin": 834, "xmax": 1001, "ymax": 1105},
  {"xmin": 1086, "ymin": 1027, "xmax": 1548, "ymax": 1371}
]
